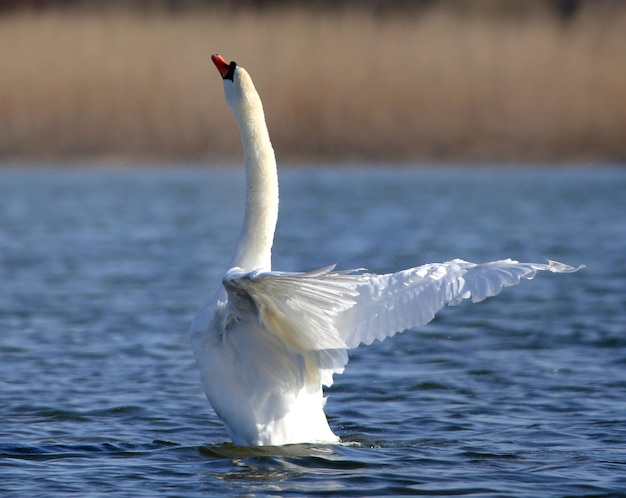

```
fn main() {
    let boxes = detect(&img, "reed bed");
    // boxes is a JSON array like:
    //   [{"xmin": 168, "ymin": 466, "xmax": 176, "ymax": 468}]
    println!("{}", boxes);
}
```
[{"xmin": 0, "ymin": 7, "xmax": 625, "ymax": 164}]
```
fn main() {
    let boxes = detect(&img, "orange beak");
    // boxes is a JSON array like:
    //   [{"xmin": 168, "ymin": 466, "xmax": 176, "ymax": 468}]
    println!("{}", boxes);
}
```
[{"xmin": 211, "ymin": 54, "xmax": 231, "ymax": 78}]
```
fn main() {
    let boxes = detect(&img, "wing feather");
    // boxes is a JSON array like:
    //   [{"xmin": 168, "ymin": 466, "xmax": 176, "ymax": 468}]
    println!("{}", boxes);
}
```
[
  {"xmin": 221, "ymin": 259, "xmax": 582, "ymax": 384},
  {"xmin": 223, "ymin": 266, "xmax": 360, "ymax": 385},
  {"xmin": 335, "ymin": 259, "xmax": 583, "ymax": 348}
]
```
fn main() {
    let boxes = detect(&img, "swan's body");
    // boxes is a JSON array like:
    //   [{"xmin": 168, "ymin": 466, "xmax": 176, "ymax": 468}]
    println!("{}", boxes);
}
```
[{"xmin": 191, "ymin": 55, "xmax": 582, "ymax": 446}]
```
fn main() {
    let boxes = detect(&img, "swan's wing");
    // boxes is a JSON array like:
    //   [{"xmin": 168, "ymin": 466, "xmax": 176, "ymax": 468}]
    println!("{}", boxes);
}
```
[
  {"xmin": 334, "ymin": 259, "xmax": 583, "ymax": 348},
  {"xmin": 222, "ymin": 259, "xmax": 582, "ymax": 384},
  {"xmin": 222, "ymin": 266, "xmax": 361, "ymax": 386}
]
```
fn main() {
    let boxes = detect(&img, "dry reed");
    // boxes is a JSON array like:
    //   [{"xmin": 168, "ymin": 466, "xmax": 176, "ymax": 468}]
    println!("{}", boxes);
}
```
[{"xmin": 0, "ymin": 7, "xmax": 625, "ymax": 164}]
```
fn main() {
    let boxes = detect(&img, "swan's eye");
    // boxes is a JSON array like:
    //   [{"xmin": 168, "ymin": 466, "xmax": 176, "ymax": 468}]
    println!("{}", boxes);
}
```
[{"xmin": 224, "ymin": 61, "xmax": 237, "ymax": 81}]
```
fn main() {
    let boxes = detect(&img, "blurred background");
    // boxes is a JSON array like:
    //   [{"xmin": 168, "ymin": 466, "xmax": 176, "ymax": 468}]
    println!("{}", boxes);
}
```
[{"xmin": 0, "ymin": 0, "xmax": 624, "ymax": 165}]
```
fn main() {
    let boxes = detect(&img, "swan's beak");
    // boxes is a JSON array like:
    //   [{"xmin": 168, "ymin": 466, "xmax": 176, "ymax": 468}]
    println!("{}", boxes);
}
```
[{"xmin": 212, "ymin": 54, "xmax": 236, "ymax": 81}]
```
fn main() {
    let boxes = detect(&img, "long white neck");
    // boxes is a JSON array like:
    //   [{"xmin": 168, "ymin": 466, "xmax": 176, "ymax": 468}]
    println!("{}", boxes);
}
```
[{"xmin": 228, "ymin": 92, "xmax": 278, "ymax": 272}]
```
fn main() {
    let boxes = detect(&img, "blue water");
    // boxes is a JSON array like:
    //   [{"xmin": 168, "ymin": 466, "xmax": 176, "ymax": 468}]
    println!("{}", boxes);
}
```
[{"xmin": 0, "ymin": 166, "xmax": 624, "ymax": 496}]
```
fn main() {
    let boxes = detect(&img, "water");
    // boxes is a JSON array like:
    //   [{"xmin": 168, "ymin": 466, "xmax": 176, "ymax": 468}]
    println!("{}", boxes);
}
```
[{"xmin": 0, "ymin": 166, "xmax": 624, "ymax": 496}]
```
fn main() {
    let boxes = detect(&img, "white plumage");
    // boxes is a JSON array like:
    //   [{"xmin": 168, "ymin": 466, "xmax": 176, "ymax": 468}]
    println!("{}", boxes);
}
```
[{"xmin": 191, "ymin": 55, "xmax": 582, "ymax": 446}]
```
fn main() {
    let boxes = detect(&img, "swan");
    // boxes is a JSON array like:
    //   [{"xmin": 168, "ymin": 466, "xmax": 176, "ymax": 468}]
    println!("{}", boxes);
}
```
[{"xmin": 191, "ymin": 54, "xmax": 583, "ymax": 446}]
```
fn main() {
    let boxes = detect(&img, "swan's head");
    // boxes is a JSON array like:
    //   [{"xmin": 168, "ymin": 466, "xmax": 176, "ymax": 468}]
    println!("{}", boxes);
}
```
[{"xmin": 211, "ymin": 54, "xmax": 262, "ymax": 117}]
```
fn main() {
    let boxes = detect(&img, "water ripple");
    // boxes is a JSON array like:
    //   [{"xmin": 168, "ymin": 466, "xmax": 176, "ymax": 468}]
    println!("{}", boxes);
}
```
[{"xmin": 0, "ymin": 167, "xmax": 624, "ymax": 496}]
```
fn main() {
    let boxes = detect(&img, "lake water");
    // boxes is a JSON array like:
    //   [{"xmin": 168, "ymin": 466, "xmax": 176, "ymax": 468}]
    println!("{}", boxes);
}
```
[{"xmin": 0, "ymin": 166, "xmax": 624, "ymax": 497}]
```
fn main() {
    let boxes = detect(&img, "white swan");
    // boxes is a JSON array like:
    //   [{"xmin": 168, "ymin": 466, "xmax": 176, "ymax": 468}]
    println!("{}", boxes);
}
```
[{"xmin": 191, "ymin": 54, "xmax": 583, "ymax": 446}]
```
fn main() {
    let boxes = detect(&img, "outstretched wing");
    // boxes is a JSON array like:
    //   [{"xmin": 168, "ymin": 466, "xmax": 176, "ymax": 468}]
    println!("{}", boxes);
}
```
[
  {"xmin": 222, "ymin": 259, "xmax": 582, "ymax": 384},
  {"xmin": 333, "ymin": 259, "xmax": 583, "ymax": 348}
]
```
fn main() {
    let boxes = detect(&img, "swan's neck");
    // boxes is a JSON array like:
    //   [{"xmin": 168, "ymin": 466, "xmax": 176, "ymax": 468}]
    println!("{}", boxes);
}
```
[{"xmin": 229, "ymin": 103, "xmax": 278, "ymax": 272}]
